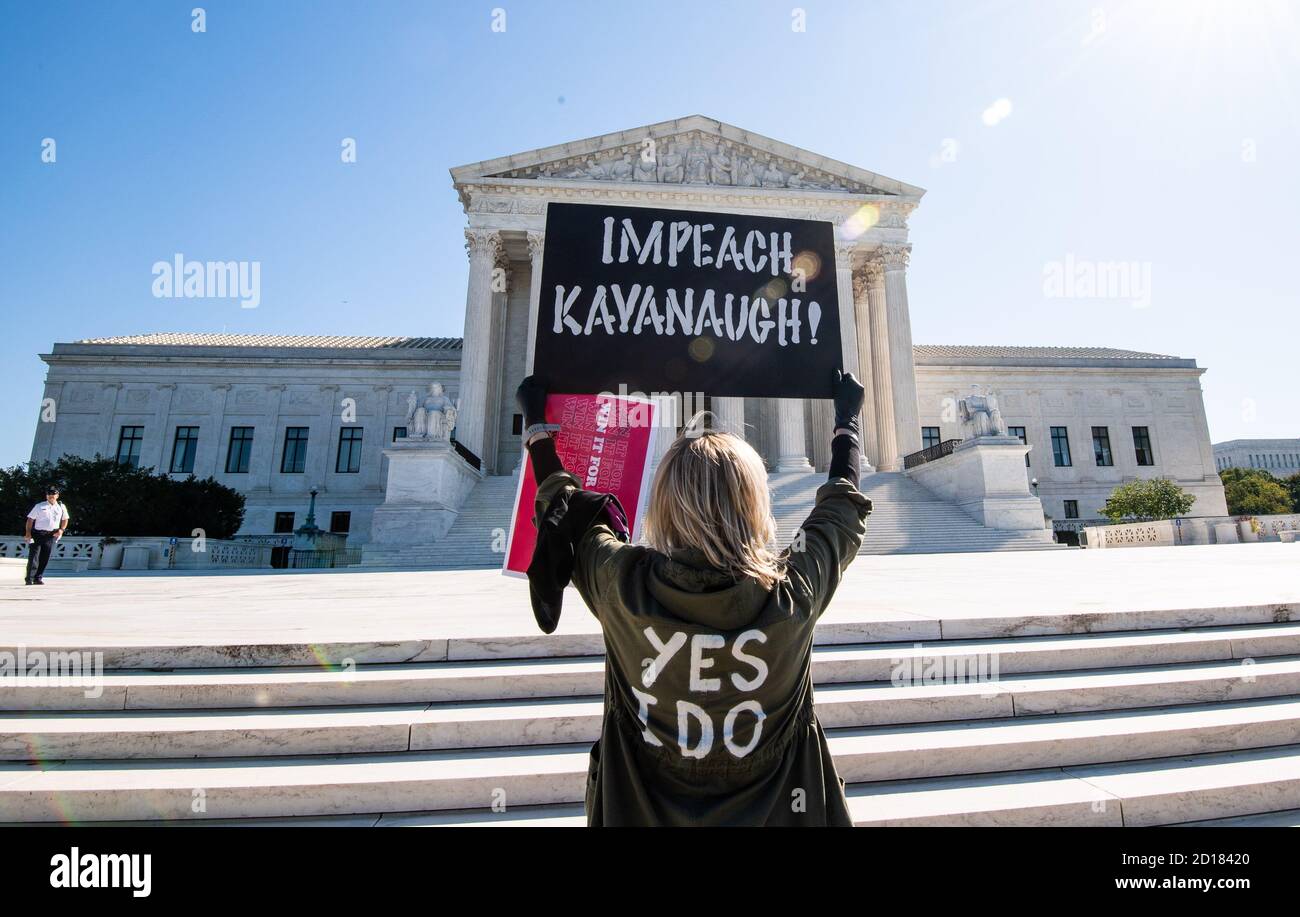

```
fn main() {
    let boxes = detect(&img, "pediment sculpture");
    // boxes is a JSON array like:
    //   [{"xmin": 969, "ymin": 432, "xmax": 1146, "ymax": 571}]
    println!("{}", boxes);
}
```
[{"xmin": 493, "ymin": 132, "xmax": 872, "ymax": 194}]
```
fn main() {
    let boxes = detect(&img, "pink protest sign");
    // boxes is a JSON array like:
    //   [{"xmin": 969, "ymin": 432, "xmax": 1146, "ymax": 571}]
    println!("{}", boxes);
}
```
[{"xmin": 502, "ymin": 393, "xmax": 659, "ymax": 577}]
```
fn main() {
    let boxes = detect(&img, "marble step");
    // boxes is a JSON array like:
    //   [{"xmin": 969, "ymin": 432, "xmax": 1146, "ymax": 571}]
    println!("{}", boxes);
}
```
[
  {"xmin": 1175, "ymin": 807, "xmax": 1300, "ymax": 826},
  {"xmin": 22, "ymin": 747, "xmax": 1300, "ymax": 827},
  {"xmin": 5, "ymin": 599, "xmax": 1291, "ymax": 673},
  {"xmin": 382, "ymin": 745, "xmax": 1300, "ymax": 828},
  {"xmin": 4, "ymin": 701, "xmax": 1300, "ymax": 822},
  {"xmin": 6, "ymin": 622, "xmax": 1296, "ymax": 710},
  {"xmin": 5, "ymin": 657, "xmax": 1300, "ymax": 759}
]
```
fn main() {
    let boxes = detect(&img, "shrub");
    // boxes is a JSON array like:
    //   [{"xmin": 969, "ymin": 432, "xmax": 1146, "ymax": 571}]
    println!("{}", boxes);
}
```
[{"xmin": 1, "ymin": 455, "xmax": 245, "ymax": 538}]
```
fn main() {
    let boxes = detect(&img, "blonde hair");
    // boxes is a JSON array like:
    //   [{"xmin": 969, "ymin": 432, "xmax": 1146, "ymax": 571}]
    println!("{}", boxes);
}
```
[{"xmin": 644, "ymin": 424, "xmax": 785, "ymax": 591}]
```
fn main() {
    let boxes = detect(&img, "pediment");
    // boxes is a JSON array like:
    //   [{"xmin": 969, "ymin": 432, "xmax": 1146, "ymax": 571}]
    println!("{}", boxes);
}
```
[{"xmin": 451, "ymin": 115, "xmax": 924, "ymax": 199}]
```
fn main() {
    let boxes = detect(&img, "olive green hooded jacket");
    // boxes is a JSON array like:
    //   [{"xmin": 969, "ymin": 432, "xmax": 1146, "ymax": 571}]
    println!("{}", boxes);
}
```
[{"xmin": 534, "ymin": 471, "xmax": 871, "ymax": 827}]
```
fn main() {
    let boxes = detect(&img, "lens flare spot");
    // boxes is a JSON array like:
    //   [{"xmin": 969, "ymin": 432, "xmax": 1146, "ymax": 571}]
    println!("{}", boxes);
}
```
[
  {"xmin": 791, "ymin": 250, "xmax": 822, "ymax": 283},
  {"xmin": 689, "ymin": 337, "xmax": 715, "ymax": 362},
  {"xmin": 982, "ymin": 97, "xmax": 1013, "ymax": 126},
  {"xmin": 842, "ymin": 205, "xmax": 879, "ymax": 240}
]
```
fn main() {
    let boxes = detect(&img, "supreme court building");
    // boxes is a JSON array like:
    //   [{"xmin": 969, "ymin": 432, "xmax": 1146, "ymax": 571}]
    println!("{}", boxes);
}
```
[{"xmin": 28, "ymin": 117, "xmax": 1228, "ymax": 555}]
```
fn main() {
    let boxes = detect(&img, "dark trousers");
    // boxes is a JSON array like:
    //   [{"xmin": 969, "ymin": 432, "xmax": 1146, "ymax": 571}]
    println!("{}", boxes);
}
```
[{"xmin": 25, "ymin": 531, "xmax": 56, "ymax": 582}]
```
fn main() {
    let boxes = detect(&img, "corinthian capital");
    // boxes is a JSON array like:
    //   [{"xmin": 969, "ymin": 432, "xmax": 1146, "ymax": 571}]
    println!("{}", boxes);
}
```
[
  {"xmin": 862, "ymin": 258, "xmax": 885, "ymax": 285},
  {"xmin": 878, "ymin": 243, "xmax": 911, "ymax": 271},
  {"xmin": 526, "ymin": 230, "xmax": 546, "ymax": 261},
  {"xmin": 464, "ymin": 228, "xmax": 503, "ymax": 261},
  {"xmin": 852, "ymin": 270, "xmax": 870, "ymax": 301}
]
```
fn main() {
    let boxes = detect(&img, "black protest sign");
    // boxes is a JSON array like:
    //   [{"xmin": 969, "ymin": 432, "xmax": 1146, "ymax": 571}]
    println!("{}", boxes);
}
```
[{"xmin": 533, "ymin": 202, "xmax": 841, "ymax": 399}]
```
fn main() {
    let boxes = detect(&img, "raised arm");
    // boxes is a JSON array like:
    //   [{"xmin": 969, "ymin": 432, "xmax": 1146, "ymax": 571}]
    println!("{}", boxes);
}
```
[
  {"xmin": 784, "ymin": 370, "xmax": 873, "ymax": 614},
  {"xmin": 828, "ymin": 369, "xmax": 865, "ymax": 488},
  {"xmin": 516, "ymin": 374, "xmax": 565, "ymax": 482},
  {"xmin": 513, "ymin": 375, "xmax": 634, "ymax": 632}
]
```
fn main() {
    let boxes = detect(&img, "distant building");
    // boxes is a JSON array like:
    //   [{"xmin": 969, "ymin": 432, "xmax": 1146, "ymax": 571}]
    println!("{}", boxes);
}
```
[{"xmin": 1213, "ymin": 438, "xmax": 1300, "ymax": 474}]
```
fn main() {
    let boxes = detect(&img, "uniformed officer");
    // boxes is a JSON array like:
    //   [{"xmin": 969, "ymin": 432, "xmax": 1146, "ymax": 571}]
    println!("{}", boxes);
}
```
[{"xmin": 24, "ymin": 485, "xmax": 70, "ymax": 586}]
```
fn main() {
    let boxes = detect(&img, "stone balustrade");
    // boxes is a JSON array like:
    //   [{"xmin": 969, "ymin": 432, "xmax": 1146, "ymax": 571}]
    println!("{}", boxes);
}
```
[
  {"xmin": 0, "ymin": 536, "xmax": 273, "ymax": 571},
  {"xmin": 1083, "ymin": 513, "xmax": 1300, "ymax": 549}
]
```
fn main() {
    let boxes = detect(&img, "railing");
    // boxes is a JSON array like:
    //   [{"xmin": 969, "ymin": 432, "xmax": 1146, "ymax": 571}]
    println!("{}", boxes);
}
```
[
  {"xmin": 903, "ymin": 438, "xmax": 963, "ymax": 470},
  {"xmin": 0, "ymin": 537, "xmax": 102, "ymax": 568},
  {"xmin": 287, "ymin": 546, "xmax": 363, "ymax": 569},
  {"xmin": 449, "ymin": 436, "xmax": 482, "ymax": 471}
]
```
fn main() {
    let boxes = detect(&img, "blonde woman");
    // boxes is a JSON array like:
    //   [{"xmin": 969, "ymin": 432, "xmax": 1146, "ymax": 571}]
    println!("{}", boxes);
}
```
[{"xmin": 516, "ymin": 372, "xmax": 871, "ymax": 826}]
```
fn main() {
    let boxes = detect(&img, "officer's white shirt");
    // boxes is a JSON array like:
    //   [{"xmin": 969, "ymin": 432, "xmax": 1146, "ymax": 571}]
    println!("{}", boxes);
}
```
[{"xmin": 27, "ymin": 501, "xmax": 69, "ymax": 532}]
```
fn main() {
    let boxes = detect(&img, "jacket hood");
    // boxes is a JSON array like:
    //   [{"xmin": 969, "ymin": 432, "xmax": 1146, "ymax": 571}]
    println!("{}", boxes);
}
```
[{"xmin": 644, "ymin": 546, "xmax": 774, "ymax": 631}]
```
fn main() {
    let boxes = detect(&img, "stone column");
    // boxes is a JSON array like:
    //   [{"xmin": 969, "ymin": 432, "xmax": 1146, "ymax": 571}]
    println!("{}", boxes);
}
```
[
  {"xmin": 314, "ymin": 384, "xmax": 340, "ymax": 489},
  {"xmin": 524, "ymin": 231, "xmax": 545, "ymax": 375},
  {"xmin": 850, "ymin": 269, "xmax": 879, "ymax": 473},
  {"xmin": 98, "ymin": 383, "xmax": 123, "ymax": 459},
  {"xmin": 713, "ymin": 396, "xmax": 744, "ymax": 438},
  {"xmin": 32, "ymin": 381, "xmax": 64, "ymax": 463},
  {"xmin": 372, "ymin": 384, "xmax": 393, "ymax": 487},
  {"xmin": 866, "ymin": 259, "xmax": 899, "ymax": 471},
  {"xmin": 647, "ymin": 395, "xmax": 677, "ymax": 478},
  {"xmin": 143, "ymin": 383, "xmax": 175, "ymax": 472},
  {"xmin": 835, "ymin": 244, "xmax": 873, "ymax": 473},
  {"xmin": 775, "ymin": 398, "xmax": 813, "ymax": 472},
  {"xmin": 482, "ymin": 254, "xmax": 511, "ymax": 474},
  {"xmin": 881, "ymin": 243, "xmax": 922, "ymax": 461},
  {"xmin": 200, "ymin": 383, "xmax": 231, "ymax": 477},
  {"xmin": 252, "ymin": 384, "xmax": 285, "ymax": 492},
  {"xmin": 456, "ymin": 227, "xmax": 503, "ymax": 465}
]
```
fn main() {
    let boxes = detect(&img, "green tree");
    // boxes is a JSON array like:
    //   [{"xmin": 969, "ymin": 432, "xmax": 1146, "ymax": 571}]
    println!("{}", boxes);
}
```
[
  {"xmin": 1219, "ymin": 467, "xmax": 1292, "ymax": 517},
  {"xmin": 1101, "ymin": 478, "xmax": 1196, "ymax": 523},
  {"xmin": 1283, "ymin": 472, "xmax": 1300, "ymax": 514},
  {"xmin": 1, "ymin": 455, "xmax": 245, "ymax": 538}
]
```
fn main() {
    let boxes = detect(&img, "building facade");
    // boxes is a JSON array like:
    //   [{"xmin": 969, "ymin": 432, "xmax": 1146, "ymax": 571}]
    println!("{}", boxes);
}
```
[
  {"xmin": 915, "ymin": 346, "xmax": 1227, "ymax": 522},
  {"xmin": 25, "ymin": 117, "xmax": 1229, "ymax": 545},
  {"xmin": 31, "ymin": 335, "xmax": 461, "ymax": 542},
  {"xmin": 1213, "ymin": 438, "xmax": 1300, "ymax": 474}
]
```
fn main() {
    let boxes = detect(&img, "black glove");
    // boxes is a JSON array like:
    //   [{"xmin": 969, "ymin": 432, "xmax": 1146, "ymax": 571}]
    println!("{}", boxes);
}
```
[
  {"xmin": 832, "ymin": 369, "xmax": 865, "ymax": 435},
  {"xmin": 515, "ymin": 375, "xmax": 549, "ymax": 428}
]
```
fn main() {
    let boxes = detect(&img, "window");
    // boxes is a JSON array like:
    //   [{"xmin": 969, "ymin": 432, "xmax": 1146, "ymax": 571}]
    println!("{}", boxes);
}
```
[
  {"xmin": 1008, "ymin": 426, "xmax": 1030, "ymax": 467},
  {"xmin": 512, "ymin": 414, "xmax": 524, "ymax": 436},
  {"xmin": 1064, "ymin": 500, "xmax": 1079, "ymax": 519},
  {"xmin": 116, "ymin": 425, "xmax": 144, "ymax": 467},
  {"xmin": 921, "ymin": 427, "xmax": 941, "ymax": 450},
  {"xmin": 1051, "ymin": 426, "xmax": 1072, "ymax": 467},
  {"xmin": 273, "ymin": 512, "xmax": 295, "ymax": 534},
  {"xmin": 1133, "ymin": 426, "xmax": 1154, "ymax": 466},
  {"xmin": 1091, "ymin": 426, "xmax": 1113, "ymax": 467},
  {"xmin": 170, "ymin": 426, "xmax": 199, "ymax": 474},
  {"xmin": 335, "ymin": 427, "xmax": 363, "ymax": 474},
  {"xmin": 226, "ymin": 426, "xmax": 254, "ymax": 473},
  {"xmin": 281, "ymin": 427, "xmax": 309, "ymax": 473},
  {"xmin": 392, "ymin": 426, "xmax": 407, "ymax": 442},
  {"xmin": 329, "ymin": 511, "xmax": 351, "ymax": 534}
]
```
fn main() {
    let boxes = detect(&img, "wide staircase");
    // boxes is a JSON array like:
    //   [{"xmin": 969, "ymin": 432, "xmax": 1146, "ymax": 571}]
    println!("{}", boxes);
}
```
[
  {"xmin": 361, "ymin": 475, "xmax": 521, "ymax": 569},
  {"xmin": 773, "ymin": 471, "xmax": 1058, "ymax": 555},
  {"xmin": 378, "ymin": 470, "xmax": 1057, "ymax": 569},
  {"xmin": 2, "ymin": 604, "xmax": 1299, "ymax": 825}
]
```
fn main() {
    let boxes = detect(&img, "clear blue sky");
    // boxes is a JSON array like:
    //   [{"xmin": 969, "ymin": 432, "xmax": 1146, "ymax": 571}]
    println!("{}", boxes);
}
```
[{"xmin": 2, "ymin": 0, "xmax": 1297, "ymax": 466}]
